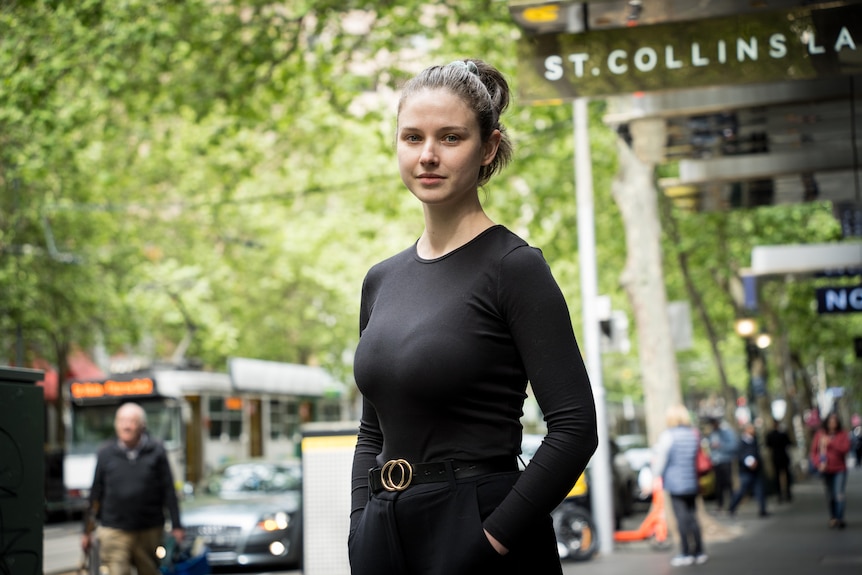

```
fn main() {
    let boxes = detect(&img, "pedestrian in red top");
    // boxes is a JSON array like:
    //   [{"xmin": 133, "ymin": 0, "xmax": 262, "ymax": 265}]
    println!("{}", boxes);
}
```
[{"xmin": 809, "ymin": 412, "xmax": 852, "ymax": 529}]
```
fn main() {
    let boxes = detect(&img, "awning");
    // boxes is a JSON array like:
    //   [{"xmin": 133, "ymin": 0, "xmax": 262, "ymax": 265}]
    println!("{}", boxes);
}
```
[
  {"xmin": 33, "ymin": 349, "xmax": 106, "ymax": 401},
  {"xmin": 228, "ymin": 357, "xmax": 344, "ymax": 398},
  {"xmin": 744, "ymin": 243, "xmax": 862, "ymax": 277}
]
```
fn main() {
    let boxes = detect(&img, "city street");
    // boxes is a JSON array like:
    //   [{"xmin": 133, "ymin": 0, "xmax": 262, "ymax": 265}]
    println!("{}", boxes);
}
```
[
  {"xmin": 46, "ymin": 467, "xmax": 861, "ymax": 575},
  {"xmin": 563, "ymin": 466, "xmax": 862, "ymax": 575},
  {"xmin": 43, "ymin": 520, "xmax": 300, "ymax": 575}
]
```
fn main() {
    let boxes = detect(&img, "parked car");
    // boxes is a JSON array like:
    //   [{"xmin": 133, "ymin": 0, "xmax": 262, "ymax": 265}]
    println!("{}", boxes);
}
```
[
  {"xmin": 178, "ymin": 460, "xmax": 303, "ymax": 570},
  {"xmin": 520, "ymin": 434, "xmax": 597, "ymax": 561},
  {"xmin": 608, "ymin": 438, "xmax": 638, "ymax": 521},
  {"xmin": 520, "ymin": 434, "xmax": 636, "ymax": 530},
  {"xmin": 614, "ymin": 433, "xmax": 654, "ymax": 503},
  {"xmin": 616, "ymin": 432, "xmax": 716, "ymax": 500}
]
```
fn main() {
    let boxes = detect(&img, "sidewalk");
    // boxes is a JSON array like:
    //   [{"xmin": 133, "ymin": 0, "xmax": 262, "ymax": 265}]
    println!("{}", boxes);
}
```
[{"xmin": 564, "ymin": 466, "xmax": 862, "ymax": 575}]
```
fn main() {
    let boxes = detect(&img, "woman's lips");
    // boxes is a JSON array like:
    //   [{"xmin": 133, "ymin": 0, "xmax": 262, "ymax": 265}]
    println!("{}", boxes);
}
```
[{"xmin": 417, "ymin": 174, "xmax": 443, "ymax": 185}]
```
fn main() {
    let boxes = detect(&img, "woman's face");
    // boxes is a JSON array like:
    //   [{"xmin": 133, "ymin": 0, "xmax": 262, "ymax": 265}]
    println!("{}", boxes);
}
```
[
  {"xmin": 396, "ymin": 88, "xmax": 499, "ymax": 209},
  {"xmin": 827, "ymin": 415, "xmax": 839, "ymax": 431}
]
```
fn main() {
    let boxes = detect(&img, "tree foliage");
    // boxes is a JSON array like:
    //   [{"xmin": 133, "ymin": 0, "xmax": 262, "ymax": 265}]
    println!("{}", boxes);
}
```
[
  {"xmin": 2, "ymin": 0, "xmax": 857, "ymax": 421},
  {"xmin": 0, "ymin": 1, "xmax": 619, "ymax": 385}
]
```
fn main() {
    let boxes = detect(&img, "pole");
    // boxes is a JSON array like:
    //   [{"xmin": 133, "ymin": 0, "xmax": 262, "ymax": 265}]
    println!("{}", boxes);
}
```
[{"xmin": 574, "ymin": 97, "xmax": 614, "ymax": 554}]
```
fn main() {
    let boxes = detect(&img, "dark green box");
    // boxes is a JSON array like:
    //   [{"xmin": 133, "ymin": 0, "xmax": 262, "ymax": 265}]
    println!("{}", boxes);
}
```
[{"xmin": 0, "ymin": 366, "xmax": 45, "ymax": 575}]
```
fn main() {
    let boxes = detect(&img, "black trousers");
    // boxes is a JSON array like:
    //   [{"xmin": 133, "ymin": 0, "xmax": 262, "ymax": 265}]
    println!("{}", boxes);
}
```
[
  {"xmin": 669, "ymin": 494, "xmax": 704, "ymax": 557},
  {"xmin": 348, "ymin": 470, "xmax": 562, "ymax": 575},
  {"xmin": 712, "ymin": 461, "xmax": 733, "ymax": 509},
  {"xmin": 729, "ymin": 469, "xmax": 766, "ymax": 515}
]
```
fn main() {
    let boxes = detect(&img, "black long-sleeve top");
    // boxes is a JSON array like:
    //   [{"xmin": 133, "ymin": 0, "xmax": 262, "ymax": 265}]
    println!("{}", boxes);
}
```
[
  {"xmin": 351, "ymin": 225, "xmax": 598, "ymax": 549},
  {"xmin": 85, "ymin": 434, "xmax": 182, "ymax": 532},
  {"xmin": 737, "ymin": 432, "xmax": 764, "ymax": 475}
]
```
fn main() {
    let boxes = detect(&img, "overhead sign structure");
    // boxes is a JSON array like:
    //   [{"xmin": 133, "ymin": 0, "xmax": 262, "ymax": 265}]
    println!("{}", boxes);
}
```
[
  {"xmin": 747, "ymin": 243, "xmax": 862, "ymax": 277},
  {"xmin": 514, "ymin": 2, "xmax": 862, "ymax": 101},
  {"xmin": 816, "ymin": 285, "xmax": 862, "ymax": 314}
]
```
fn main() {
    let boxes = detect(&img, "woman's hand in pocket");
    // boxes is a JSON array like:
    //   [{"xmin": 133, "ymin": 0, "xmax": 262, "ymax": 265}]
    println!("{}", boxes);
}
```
[{"xmin": 484, "ymin": 529, "xmax": 509, "ymax": 555}]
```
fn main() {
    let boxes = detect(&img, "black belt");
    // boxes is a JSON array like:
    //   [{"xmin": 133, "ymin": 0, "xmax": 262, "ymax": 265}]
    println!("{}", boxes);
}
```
[{"xmin": 368, "ymin": 457, "xmax": 517, "ymax": 493}]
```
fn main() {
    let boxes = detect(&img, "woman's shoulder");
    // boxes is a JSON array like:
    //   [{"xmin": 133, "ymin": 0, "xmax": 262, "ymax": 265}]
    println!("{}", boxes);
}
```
[
  {"xmin": 488, "ymin": 226, "xmax": 549, "ymax": 269},
  {"xmin": 490, "ymin": 225, "xmax": 532, "ymax": 252},
  {"xmin": 668, "ymin": 425, "xmax": 699, "ymax": 447},
  {"xmin": 364, "ymin": 243, "xmax": 417, "ymax": 277}
]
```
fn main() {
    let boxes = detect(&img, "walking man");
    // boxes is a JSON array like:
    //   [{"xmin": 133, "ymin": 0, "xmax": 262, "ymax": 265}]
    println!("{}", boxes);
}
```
[
  {"xmin": 707, "ymin": 417, "xmax": 738, "ymax": 512},
  {"xmin": 81, "ymin": 402, "xmax": 184, "ymax": 575},
  {"xmin": 729, "ymin": 423, "xmax": 769, "ymax": 518}
]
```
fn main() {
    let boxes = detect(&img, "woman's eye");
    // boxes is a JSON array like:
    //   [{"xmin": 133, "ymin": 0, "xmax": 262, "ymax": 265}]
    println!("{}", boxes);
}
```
[
  {"xmin": 443, "ymin": 134, "xmax": 459, "ymax": 143},
  {"xmin": 404, "ymin": 134, "xmax": 421, "ymax": 143}
]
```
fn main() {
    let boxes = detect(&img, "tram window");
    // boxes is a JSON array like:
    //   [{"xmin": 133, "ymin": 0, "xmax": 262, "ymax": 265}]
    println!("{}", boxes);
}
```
[
  {"xmin": 144, "ymin": 403, "xmax": 181, "ymax": 450},
  {"xmin": 269, "ymin": 399, "xmax": 300, "ymax": 440},
  {"xmin": 319, "ymin": 400, "xmax": 341, "ymax": 422},
  {"xmin": 70, "ymin": 400, "xmax": 178, "ymax": 450},
  {"xmin": 208, "ymin": 396, "xmax": 242, "ymax": 440},
  {"xmin": 71, "ymin": 405, "xmax": 116, "ymax": 448}
]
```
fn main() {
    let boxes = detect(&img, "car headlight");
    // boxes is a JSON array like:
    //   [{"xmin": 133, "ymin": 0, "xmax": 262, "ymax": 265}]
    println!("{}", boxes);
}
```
[{"xmin": 257, "ymin": 511, "xmax": 290, "ymax": 531}]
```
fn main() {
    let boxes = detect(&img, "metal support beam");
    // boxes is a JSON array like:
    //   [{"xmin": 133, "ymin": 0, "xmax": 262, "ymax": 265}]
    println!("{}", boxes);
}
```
[
  {"xmin": 664, "ymin": 148, "xmax": 860, "ymax": 187},
  {"xmin": 574, "ymin": 97, "xmax": 615, "ymax": 555},
  {"xmin": 604, "ymin": 76, "xmax": 861, "ymax": 124}
]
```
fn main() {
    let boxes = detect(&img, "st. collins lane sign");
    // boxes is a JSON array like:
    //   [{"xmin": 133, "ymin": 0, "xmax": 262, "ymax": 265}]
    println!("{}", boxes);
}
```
[{"xmin": 514, "ymin": 3, "xmax": 862, "ymax": 102}]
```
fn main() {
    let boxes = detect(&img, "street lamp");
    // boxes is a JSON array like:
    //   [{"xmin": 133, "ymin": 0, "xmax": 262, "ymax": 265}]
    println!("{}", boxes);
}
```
[
  {"xmin": 734, "ymin": 318, "xmax": 770, "ymax": 419},
  {"xmin": 735, "ymin": 317, "xmax": 757, "ymax": 338},
  {"xmin": 755, "ymin": 333, "xmax": 772, "ymax": 350}
]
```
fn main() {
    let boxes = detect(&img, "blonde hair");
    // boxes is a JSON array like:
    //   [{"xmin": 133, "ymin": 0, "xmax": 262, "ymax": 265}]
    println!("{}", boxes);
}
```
[{"xmin": 665, "ymin": 404, "xmax": 692, "ymax": 427}]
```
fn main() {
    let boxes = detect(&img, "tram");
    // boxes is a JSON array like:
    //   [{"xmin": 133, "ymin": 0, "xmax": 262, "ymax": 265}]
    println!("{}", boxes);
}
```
[{"xmin": 60, "ymin": 357, "xmax": 346, "ymax": 515}]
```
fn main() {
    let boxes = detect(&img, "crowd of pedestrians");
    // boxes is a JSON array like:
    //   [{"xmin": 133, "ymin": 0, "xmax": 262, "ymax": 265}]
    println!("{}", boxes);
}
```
[{"xmin": 649, "ymin": 406, "xmax": 859, "ymax": 568}]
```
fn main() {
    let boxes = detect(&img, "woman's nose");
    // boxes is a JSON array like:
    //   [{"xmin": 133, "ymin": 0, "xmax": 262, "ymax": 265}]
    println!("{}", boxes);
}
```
[{"xmin": 419, "ymin": 142, "xmax": 438, "ymax": 164}]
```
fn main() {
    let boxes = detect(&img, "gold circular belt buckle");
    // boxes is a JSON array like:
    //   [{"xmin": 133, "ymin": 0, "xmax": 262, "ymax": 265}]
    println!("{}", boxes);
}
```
[{"xmin": 380, "ymin": 458, "xmax": 413, "ymax": 492}]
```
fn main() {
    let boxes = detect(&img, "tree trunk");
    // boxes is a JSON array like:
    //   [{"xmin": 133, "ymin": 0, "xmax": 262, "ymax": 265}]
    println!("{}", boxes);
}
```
[
  {"xmin": 658, "ymin": 192, "xmax": 738, "ymax": 426},
  {"xmin": 51, "ymin": 336, "xmax": 70, "ymax": 448},
  {"xmin": 610, "ymin": 120, "xmax": 681, "ymax": 445}
]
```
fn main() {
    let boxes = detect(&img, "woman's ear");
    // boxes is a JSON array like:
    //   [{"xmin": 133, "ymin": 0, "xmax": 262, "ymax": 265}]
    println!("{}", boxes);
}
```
[{"xmin": 481, "ymin": 129, "xmax": 502, "ymax": 166}]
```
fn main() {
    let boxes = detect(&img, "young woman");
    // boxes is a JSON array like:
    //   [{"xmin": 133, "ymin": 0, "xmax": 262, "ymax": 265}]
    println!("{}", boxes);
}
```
[
  {"xmin": 651, "ymin": 404, "xmax": 707, "ymax": 567},
  {"xmin": 810, "ymin": 412, "xmax": 852, "ymax": 528},
  {"xmin": 348, "ymin": 59, "xmax": 598, "ymax": 575}
]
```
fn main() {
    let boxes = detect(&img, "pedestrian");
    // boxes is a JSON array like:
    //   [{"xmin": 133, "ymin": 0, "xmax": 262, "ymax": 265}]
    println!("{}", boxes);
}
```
[
  {"xmin": 706, "ymin": 416, "xmax": 738, "ymax": 513},
  {"xmin": 347, "ymin": 58, "xmax": 598, "ymax": 575},
  {"xmin": 809, "ymin": 412, "xmax": 852, "ymax": 528},
  {"xmin": 765, "ymin": 420, "xmax": 793, "ymax": 503},
  {"xmin": 852, "ymin": 413, "xmax": 862, "ymax": 468},
  {"xmin": 81, "ymin": 402, "xmax": 184, "ymax": 575},
  {"xmin": 728, "ymin": 422, "xmax": 769, "ymax": 518},
  {"xmin": 651, "ymin": 404, "xmax": 708, "ymax": 567}
]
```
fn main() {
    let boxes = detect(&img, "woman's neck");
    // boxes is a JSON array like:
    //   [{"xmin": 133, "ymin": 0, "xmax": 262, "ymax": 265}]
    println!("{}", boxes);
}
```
[{"xmin": 417, "ymin": 207, "xmax": 495, "ymax": 260}]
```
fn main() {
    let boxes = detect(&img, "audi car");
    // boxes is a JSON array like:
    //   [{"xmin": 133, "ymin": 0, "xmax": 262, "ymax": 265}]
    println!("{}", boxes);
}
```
[{"xmin": 178, "ymin": 460, "xmax": 303, "ymax": 570}]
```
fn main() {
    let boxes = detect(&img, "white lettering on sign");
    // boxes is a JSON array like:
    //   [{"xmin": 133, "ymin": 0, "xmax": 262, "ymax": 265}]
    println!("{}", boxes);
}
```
[
  {"xmin": 608, "ymin": 50, "xmax": 627, "ymax": 74},
  {"xmin": 826, "ymin": 289, "xmax": 847, "ymax": 310},
  {"xmin": 738, "ymin": 37, "xmax": 758, "ymax": 61},
  {"xmin": 769, "ymin": 34, "xmax": 788, "ymax": 58},
  {"xmin": 545, "ymin": 55, "xmax": 564, "ymax": 80},
  {"xmin": 634, "ymin": 47, "xmax": 658, "ymax": 72},
  {"xmin": 825, "ymin": 287, "xmax": 862, "ymax": 311},
  {"xmin": 692, "ymin": 42, "xmax": 709, "ymax": 66},
  {"xmin": 543, "ymin": 27, "xmax": 858, "ymax": 81},
  {"xmin": 836, "ymin": 27, "xmax": 857, "ymax": 51},
  {"xmin": 666, "ymin": 46, "xmax": 683, "ymax": 69}
]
